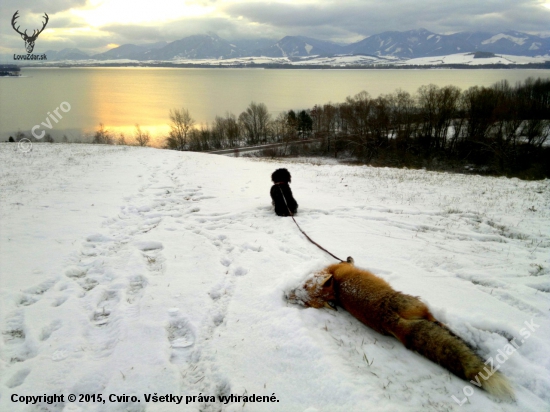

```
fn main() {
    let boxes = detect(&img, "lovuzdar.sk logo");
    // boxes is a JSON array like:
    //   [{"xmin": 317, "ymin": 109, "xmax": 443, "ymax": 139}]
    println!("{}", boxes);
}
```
[{"xmin": 11, "ymin": 10, "xmax": 48, "ymax": 61}]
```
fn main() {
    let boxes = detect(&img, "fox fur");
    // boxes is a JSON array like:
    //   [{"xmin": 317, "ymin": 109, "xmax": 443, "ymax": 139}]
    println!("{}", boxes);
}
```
[{"xmin": 287, "ymin": 258, "xmax": 514, "ymax": 399}]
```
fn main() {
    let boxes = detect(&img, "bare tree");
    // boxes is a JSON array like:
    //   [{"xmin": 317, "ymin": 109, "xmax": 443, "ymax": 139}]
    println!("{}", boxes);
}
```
[
  {"xmin": 212, "ymin": 112, "xmax": 240, "ymax": 148},
  {"xmin": 93, "ymin": 123, "xmax": 113, "ymax": 144},
  {"xmin": 134, "ymin": 124, "xmax": 151, "ymax": 147},
  {"xmin": 116, "ymin": 133, "xmax": 127, "ymax": 146},
  {"xmin": 166, "ymin": 108, "xmax": 194, "ymax": 151},
  {"xmin": 238, "ymin": 102, "xmax": 271, "ymax": 145}
]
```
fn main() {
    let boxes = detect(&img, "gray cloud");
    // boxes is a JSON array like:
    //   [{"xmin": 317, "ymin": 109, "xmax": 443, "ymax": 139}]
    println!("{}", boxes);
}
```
[
  {"xmin": 101, "ymin": 24, "xmax": 165, "ymax": 44},
  {"xmin": 222, "ymin": 0, "xmax": 550, "ymax": 38},
  {"xmin": 47, "ymin": 15, "xmax": 88, "ymax": 29},
  {"xmin": 3, "ymin": 30, "xmax": 108, "ymax": 55},
  {"xmin": 99, "ymin": 17, "xmax": 280, "ymax": 46},
  {"xmin": 0, "ymin": 0, "xmax": 87, "ymax": 14},
  {"xmin": 2, "ymin": 0, "xmax": 549, "ymax": 55}
]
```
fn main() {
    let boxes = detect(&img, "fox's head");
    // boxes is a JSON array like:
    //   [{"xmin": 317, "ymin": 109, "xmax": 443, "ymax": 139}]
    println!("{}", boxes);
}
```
[
  {"xmin": 286, "ymin": 273, "xmax": 337, "ymax": 310},
  {"xmin": 286, "ymin": 257, "xmax": 354, "ymax": 310}
]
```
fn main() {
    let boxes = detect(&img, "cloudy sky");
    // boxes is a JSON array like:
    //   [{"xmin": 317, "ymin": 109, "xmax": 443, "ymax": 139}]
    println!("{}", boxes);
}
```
[{"xmin": 1, "ymin": 0, "xmax": 550, "ymax": 54}]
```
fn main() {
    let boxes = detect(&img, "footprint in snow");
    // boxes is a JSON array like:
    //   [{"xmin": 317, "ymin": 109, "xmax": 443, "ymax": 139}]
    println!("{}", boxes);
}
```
[
  {"xmin": 18, "ymin": 278, "xmax": 58, "ymax": 307},
  {"xmin": 86, "ymin": 233, "xmax": 113, "ymax": 243},
  {"xmin": 2, "ymin": 310, "xmax": 37, "ymax": 363},
  {"xmin": 91, "ymin": 290, "xmax": 119, "ymax": 327},
  {"xmin": 3, "ymin": 310, "xmax": 26, "ymax": 345},
  {"xmin": 208, "ymin": 281, "xmax": 233, "ymax": 301},
  {"xmin": 5, "ymin": 368, "xmax": 31, "ymax": 388},
  {"xmin": 78, "ymin": 278, "xmax": 99, "ymax": 293},
  {"xmin": 65, "ymin": 267, "xmax": 87, "ymax": 279},
  {"xmin": 240, "ymin": 242, "xmax": 262, "ymax": 253},
  {"xmin": 126, "ymin": 274, "xmax": 148, "ymax": 303},
  {"xmin": 39, "ymin": 319, "xmax": 62, "ymax": 341},
  {"xmin": 52, "ymin": 294, "xmax": 69, "ymax": 307},
  {"xmin": 232, "ymin": 267, "xmax": 248, "ymax": 277},
  {"xmin": 213, "ymin": 313, "xmax": 225, "ymax": 326},
  {"xmin": 167, "ymin": 309, "xmax": 195, "ymax": 364},
  {"xmin": 134, "ymin": 240, "xmax": 163, "ymax": 251}
]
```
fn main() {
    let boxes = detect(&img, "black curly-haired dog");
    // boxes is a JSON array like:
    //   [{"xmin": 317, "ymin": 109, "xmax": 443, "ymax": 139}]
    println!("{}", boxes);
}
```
[{"xmin": 270, "ymin": 168, "xmax": 298, "ymax": 216}]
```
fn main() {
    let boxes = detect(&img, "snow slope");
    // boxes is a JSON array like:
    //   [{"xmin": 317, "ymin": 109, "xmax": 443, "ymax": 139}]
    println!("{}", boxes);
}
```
[
  {"xmin": 401, "ymin": 53, "xmax": 549, "ymax": 66},
  {"xmin": 0, "ymin": 144, "xmax": 549, "ymax": 412},
  {"xmin": 17, "ymin": 52, "xmax": 546, "ymax": 67}
]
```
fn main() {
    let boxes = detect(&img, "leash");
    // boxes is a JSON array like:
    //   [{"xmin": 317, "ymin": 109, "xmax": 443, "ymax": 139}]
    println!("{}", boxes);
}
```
[{"xmin": 278, "ymin": 186, "xmax": 345, "ymax": 263}]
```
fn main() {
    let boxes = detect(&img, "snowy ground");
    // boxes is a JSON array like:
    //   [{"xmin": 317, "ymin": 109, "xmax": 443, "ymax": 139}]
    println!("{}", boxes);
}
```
[
  {"xmin": 11, "ymin": 52, "xmax": 548, "ymax": 67},
  {"xmin": 401, "ymin": 53, "xmax": 550, "ymax": 66},
  {"xmin": 0, "ymin": 144, "xmax": 549, "ymax": 412}
]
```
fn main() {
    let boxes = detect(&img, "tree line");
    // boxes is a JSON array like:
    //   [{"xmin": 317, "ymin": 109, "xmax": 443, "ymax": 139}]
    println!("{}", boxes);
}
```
[
  {"xmin": 164, "ymin": 103, "xmax": 314, "ymax": 152},
  {"xmin": 163, "ymin": 77, "xmax": 549, "ymax": 178}
]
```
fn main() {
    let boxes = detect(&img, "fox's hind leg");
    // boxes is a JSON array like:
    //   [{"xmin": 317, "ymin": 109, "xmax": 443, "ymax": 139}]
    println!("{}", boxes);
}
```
[{"xmin": 395, "ymin": 294, "xmax": 448, "ymax": 328}]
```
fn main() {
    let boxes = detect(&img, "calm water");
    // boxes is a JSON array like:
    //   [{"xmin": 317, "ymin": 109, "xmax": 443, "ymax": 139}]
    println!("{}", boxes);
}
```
[{"xmin": 1, "ymin": 67, "xmax": 549, "ymax": 145}]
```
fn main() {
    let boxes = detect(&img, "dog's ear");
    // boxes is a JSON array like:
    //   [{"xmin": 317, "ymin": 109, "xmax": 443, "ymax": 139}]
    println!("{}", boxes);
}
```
[{"xmin": 321, "ymin": 274, "xmax": 333, "ymax": 288}]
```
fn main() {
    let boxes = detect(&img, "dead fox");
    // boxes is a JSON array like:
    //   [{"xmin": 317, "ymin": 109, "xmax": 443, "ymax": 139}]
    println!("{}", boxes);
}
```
[{"xmin": 287, "ymin": 258, "xmax": 514, "ymax": 399}]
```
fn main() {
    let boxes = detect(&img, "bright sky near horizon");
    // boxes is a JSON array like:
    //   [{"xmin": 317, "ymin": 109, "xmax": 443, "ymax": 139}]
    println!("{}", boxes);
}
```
[{"xmin": 1, "ymin": 0, "xmax": 549, "ymax": 54}]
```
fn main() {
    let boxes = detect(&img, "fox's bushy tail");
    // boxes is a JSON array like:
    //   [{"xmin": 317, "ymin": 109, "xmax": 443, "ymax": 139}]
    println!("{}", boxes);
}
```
[{"xmin": 397, "ymin": 319, "xmax": 514, "ymax": 399}]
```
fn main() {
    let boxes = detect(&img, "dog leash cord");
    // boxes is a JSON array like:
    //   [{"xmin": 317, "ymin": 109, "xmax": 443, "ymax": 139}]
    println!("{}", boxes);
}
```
[{"xmin": 278, "ymin": 186, "xmax": 344, "ymax": 263}]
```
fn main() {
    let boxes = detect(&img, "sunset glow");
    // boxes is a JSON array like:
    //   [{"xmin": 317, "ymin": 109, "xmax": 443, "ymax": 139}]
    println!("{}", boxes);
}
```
[{"xmin": 72, "ymin": 0, "xmax": 216, "ymax": 27}]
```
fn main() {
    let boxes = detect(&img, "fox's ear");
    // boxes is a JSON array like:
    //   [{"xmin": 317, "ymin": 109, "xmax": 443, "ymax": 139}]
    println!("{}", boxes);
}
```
[{"xmin": 321, "ymin": 274, "xmax": 333, "ymax": 288}]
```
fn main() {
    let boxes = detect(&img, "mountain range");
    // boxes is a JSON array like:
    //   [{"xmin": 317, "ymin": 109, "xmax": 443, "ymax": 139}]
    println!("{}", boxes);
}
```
[{"xmin": 44, "ymin": 29, "xmax": 550, "ymax": 62}]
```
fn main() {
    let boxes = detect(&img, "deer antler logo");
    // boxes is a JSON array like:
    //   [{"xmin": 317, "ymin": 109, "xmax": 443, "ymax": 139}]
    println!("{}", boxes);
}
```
[{"xmin": 11, "ymin": 10, "xmax": 49, "ymax": 54}]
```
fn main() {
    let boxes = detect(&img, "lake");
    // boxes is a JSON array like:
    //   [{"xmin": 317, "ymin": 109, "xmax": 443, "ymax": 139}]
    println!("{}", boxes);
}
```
[{"xmin": 1, "ymin": 67, "xmax": 549, "ymax": 145}]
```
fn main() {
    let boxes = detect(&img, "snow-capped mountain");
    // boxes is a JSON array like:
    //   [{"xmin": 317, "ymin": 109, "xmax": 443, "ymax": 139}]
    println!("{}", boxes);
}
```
[
  {"xmin": 139, "ymin": 34, "xmax": 246, "ymax": 60},
  {"xmin": 476, "ymin": 31, "xmax": 550, "ymax": 56},
  {"xmin": 258, "ymin": 36, "xmax": 346, "ymax": 57},
  {"xmin": 346, "ymin": 29, "xmax": 550, "ymax": 58},
  {"xmin": 43, "ymin": 30, "xmax": 550, "ymax": 62},
  {"xmin": 300, "ymin": 29, "xmax": 550, "ymax": 58},
  {"xmin": 229, "ymin": 38, "xmax": 279, "ymax": 55},
  {"xmin": 345, "ymin": 29, "xmax": 473, "ymax": 58}
]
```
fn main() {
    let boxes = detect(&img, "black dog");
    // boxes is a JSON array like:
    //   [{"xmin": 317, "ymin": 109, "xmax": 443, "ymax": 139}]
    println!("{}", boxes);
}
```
[{"xmin": 270, "ymin": 168, "xmax": 298, "ymax": 216}]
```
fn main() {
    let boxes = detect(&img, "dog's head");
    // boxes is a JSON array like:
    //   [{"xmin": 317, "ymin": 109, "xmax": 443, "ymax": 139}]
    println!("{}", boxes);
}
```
[
  {"xmin": 272, "ymin": 168, "xmax": 292, "ymax": 184},
  {"xmin": 286, "ymin": 272, "xmax": 337, "ymax": 310}
]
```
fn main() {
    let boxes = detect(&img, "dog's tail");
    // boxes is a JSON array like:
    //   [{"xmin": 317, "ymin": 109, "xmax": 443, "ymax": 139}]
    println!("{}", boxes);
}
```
[{"xmin": 394, "ymin": 319, "xmax": 514, "ymax": 399}]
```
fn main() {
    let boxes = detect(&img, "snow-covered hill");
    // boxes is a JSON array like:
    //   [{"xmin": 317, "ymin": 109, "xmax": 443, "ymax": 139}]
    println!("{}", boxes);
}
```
[
  {"xmin": 400, "ymin": 52, "xmax": 550, "ymax": 66},
  {"xmin": 346, "ymin": 29, "xmax": 550, "ymax": 58},
  {"xmin": 0, "ymin": 144, "xmax": 549, "ymax": 411}
]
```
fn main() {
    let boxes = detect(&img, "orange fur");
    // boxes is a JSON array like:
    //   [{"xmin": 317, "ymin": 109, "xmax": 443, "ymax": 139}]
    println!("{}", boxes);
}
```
[{"xmin": 287, "ymin": 261, "xmax": 514, "ymax": 399}]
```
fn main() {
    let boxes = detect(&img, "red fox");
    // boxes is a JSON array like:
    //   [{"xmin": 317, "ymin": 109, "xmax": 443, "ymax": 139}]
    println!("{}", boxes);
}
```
[{"xmin": 287, "ymin": 258, "xmax": 514, "ymax": 399}]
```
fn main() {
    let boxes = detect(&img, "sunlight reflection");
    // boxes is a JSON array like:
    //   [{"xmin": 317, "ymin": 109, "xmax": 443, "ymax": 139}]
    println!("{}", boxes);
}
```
[{"xmin": 86, "ymin": 68, "xmax": 178, "ymax": 147}]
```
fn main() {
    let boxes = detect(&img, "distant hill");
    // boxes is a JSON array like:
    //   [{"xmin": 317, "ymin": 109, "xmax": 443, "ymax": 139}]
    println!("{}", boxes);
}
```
[
  {"xmin": 45, "ymin": 48, "xmax": 89, "ymax": 60},
  {"xmin": 92, "ymin": 44, "xmax": 149, "ymax": 60},
  {"xmin": 91, "ymin": 41, "xmax": 168, "ymax": 60}
]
